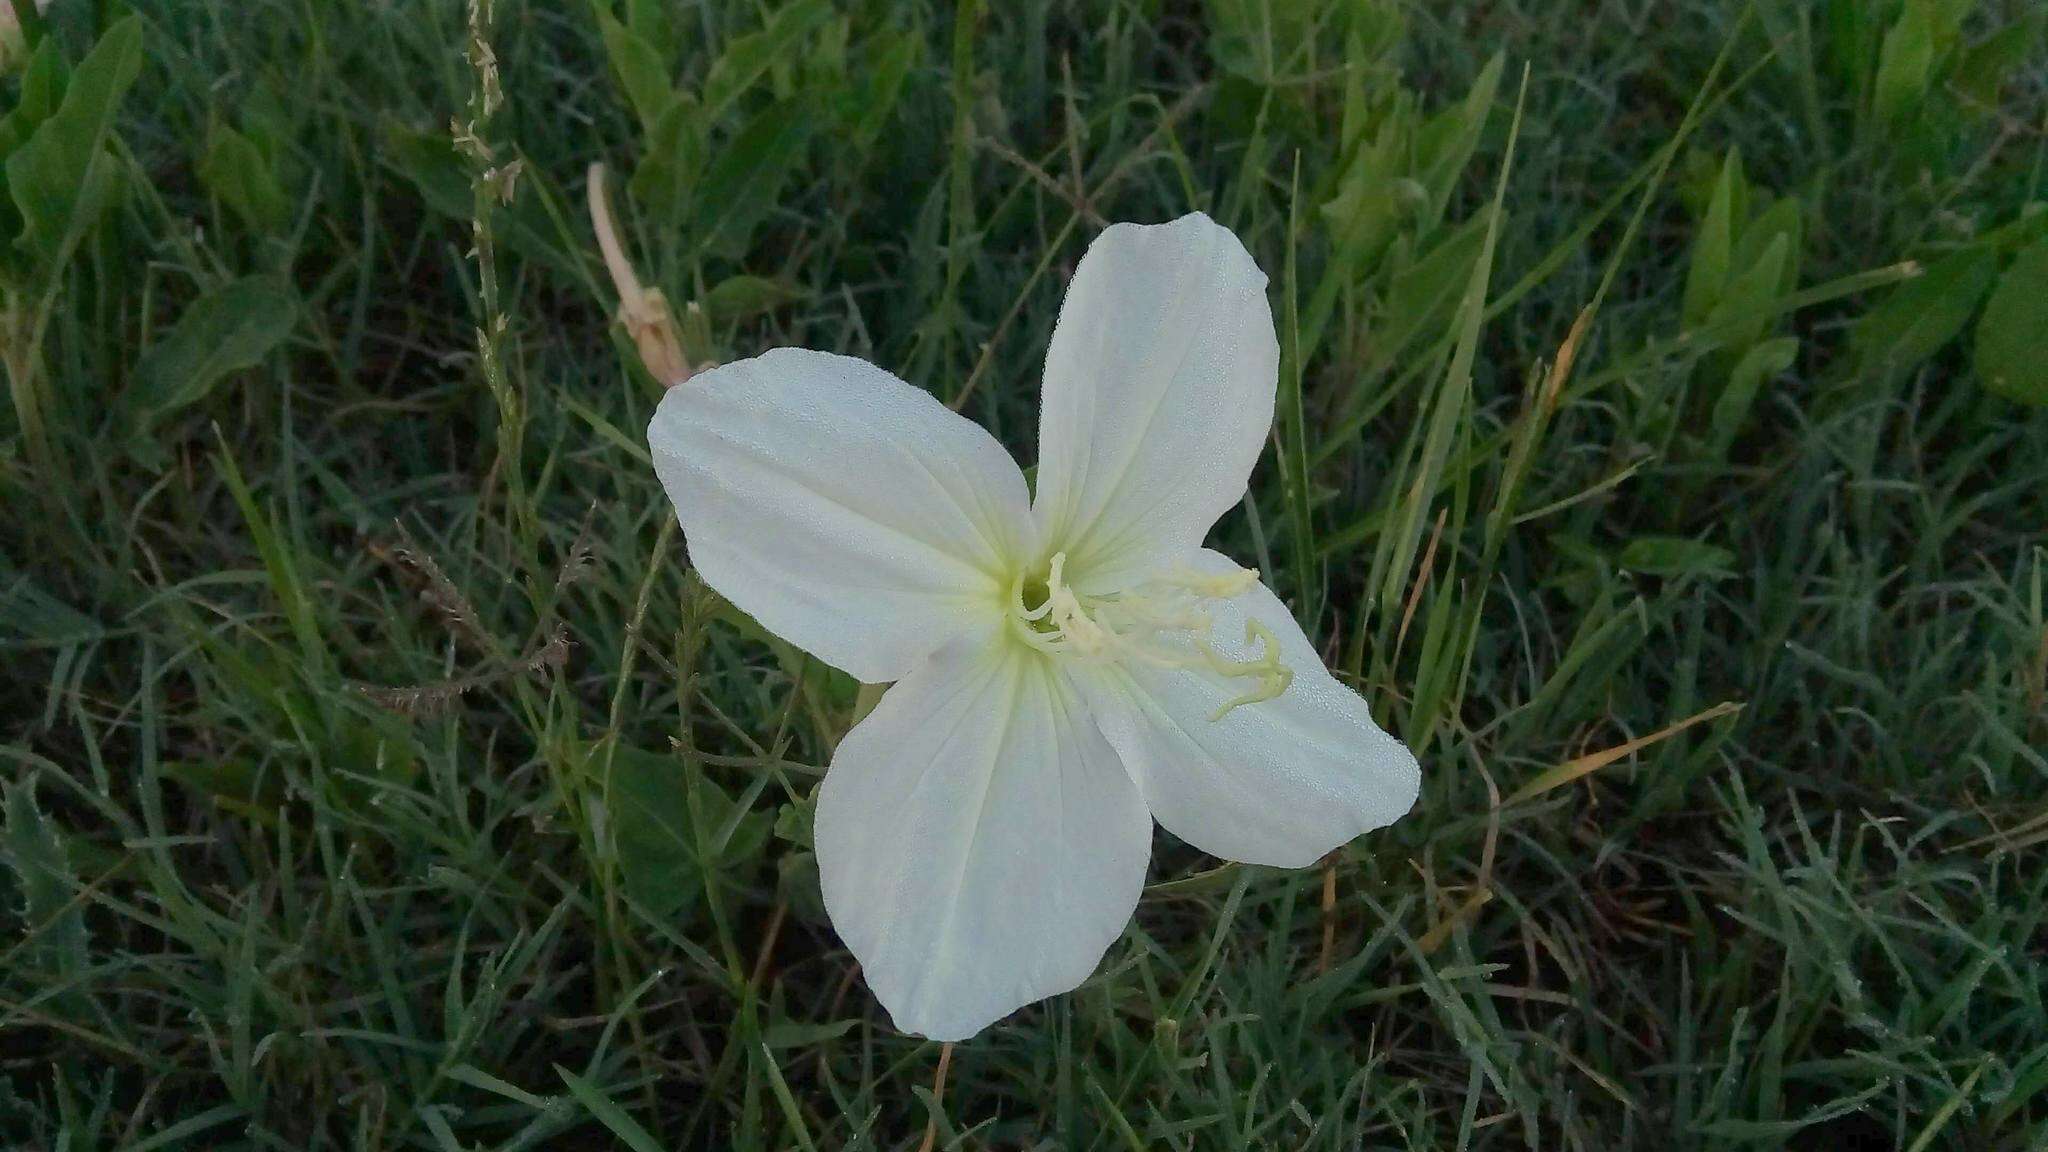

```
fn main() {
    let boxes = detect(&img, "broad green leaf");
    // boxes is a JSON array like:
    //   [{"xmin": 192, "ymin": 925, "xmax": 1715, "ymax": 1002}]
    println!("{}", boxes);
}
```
[
  {"xmin": 381, "ymin": 121, "xmax": 576, "ymax": 275},
  {"xmin": 382, "ymin": 122, "xmax": 470, "ymax": 220},
  {"xmin": 1205, "ymin": 0, "xmax": 1325, "ymax": 84},
  {"xmin": 694, "ymin": 100, "xmax": 810, "ymax": 259},
  {"xmin": 198, "ymin": 123, "xmax": 290, "ymax": 233},
  {"xmin": 1704, "ymin": 231, "xmax": 1790, "ymax": 358},
  {"xmin": 626, "ymin": 90, "xmax": 703, "ymax": 213},
  {"xmin": 1952, "ymin": 16, "xmax": 2042, "ymax": 111},
  {"xmin": 1849, "ymin": 246, "xmax": 1997, "ymax": 374},
  {"xmin": 1682, "ymin": 151, "xmax": 1742, "ymax": 329},
  {"xmin": 777, "ymin": 848, "xmax": 827, "ymax": 926},
  {"xmin": 772, "ymin": 794, "xmax": 815, "ymax": 846},
  {"xmin": 0, "ymin": 36, "xmax": 66, "ymax": 160},
  {"xmin": 1318, "ymin": 108, "xmax": 1409, "ymax": 278},
  {"xmin": 1874, "ymin": 0, "xmax": 1935, "ymax": 126},
  {"xmin": 125, "ymin": 275, "xmax": 298, "ymax": 456},
  {"xmin": 1377, "ymin": 216, "xmax": 1487, "ymax": 363},
  {"xmin": 702, "ymin": 273, "xmax": 802, "ymax": 324},
  {"xmin": 701, "ymin": 0, "xmax": 831, "ymax": 122},
  {"xmin": 843, "ymin": 27, "xmax": 920, "ymax": 160},
  {"xmin": 760, "ymin": 1017, "xmax": 858, "ymax": 1049},
  {"xmin": 1922, "ymin": 0, "xmax": 1976, "ymax": 59},
  {"xmin": 606, "ymin": 743, "xmax": 770, "ymax": 923},
  {"xmin": 1735, "ymin": 197, "xmax": 1803, "ymax": 298},
  {"xmin": 6, "ymin": 16, "xmax": 143, "ymax": 263},
  {"xmin": 1974, "ymin": 235, "xmax": 2048, "ymax": 405},
  {"xmin": 622, "ymin": 0, "xmax": 679, "ymax": 63},
  {"xmin": 1413, "ymin": 53, "xmax": 1503, "ymax": 227},
  {"xmin": 1618, "ymin": 537, "xmax": 1736, "ymax": 579},
  {"xmin": 595, "ymin": 3, "xmax": 673, "ymax": 130},
  {"xmin": 1708, "ymin": 336, "xmax": 1799, "ymax": 457}
]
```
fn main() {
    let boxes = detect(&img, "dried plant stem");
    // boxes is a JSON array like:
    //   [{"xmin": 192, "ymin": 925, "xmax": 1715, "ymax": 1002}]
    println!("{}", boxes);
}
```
[{"xmin": 916, "ymin": 1042, "xmax": 954, "ymax": 1152}]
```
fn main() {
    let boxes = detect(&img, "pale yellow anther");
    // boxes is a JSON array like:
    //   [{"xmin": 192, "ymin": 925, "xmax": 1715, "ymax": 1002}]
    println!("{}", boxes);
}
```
[
  {"xmin": 1161, "ymin": 565, "xmax": 1261, "ymax": 600},
  {"xmin": 1203, "ymin": 619, "xmax": 1293, "ymax": 721},
  {"xmin": 587, "ymin": 163, "xmax": 694, "ymax": 387},
  {"xmin": 1006, "ymin": 552, "xmax": 1293, "ymax": 720}
]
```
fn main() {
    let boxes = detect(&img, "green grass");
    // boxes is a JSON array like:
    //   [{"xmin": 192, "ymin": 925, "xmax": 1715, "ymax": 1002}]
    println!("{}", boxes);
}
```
[{"xmin": 3, "ymin": 0, "xmax": 2046, "ymax": 1148}]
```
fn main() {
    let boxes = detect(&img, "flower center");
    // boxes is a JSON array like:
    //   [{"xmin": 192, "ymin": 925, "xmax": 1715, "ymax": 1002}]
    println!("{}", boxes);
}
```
[{"xmin": 1006, "ymin": 552, "xmax": 1294, "ymax": 720}]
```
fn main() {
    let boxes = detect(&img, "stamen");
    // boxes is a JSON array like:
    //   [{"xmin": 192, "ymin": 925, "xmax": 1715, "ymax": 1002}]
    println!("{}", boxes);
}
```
[
  {"xmin": 1006, "ymin": 553, "xmax": 1294, "ymax": 719},
  {"xmin": 1203, "ymin": 619, "xmax": 1293, "ymax": 721}
]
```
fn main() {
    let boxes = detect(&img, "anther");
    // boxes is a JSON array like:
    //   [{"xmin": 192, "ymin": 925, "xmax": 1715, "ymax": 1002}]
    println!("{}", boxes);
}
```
[{"xmin": 1008, "ymin": 554, "xmax": 1296, "ymax": 719}]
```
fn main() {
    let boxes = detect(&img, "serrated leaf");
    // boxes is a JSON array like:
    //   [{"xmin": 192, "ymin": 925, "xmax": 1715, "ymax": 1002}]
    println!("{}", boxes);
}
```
[
  {"xmin": 125, "ymin": 275, "xmax": 298, "ymax": 455},
  {"xmin": 6, "ymin": 16, "xmax": 143, "ymax": 264},
  {"xmin": 2, "ymin": 774, "xmax": 87, "ymax": 990},
  {"xmin": 1974, "ymin": 235, "xmax": 2048, "ymax": 406},
  {"xmin": 1850, "ymin": 247, "xmax": 1997, "ymax": 375}
]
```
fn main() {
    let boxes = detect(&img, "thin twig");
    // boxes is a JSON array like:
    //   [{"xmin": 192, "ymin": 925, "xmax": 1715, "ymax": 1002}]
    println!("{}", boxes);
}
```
[{"xmin": 916, "ymin": 1042, "xmax": 955, "ymax": 1152}]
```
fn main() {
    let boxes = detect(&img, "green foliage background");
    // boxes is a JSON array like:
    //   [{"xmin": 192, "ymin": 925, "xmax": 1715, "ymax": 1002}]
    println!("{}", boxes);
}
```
[{"xmin": 1, "ymin": 0, "xmax": 2045, "ymax": 1148}]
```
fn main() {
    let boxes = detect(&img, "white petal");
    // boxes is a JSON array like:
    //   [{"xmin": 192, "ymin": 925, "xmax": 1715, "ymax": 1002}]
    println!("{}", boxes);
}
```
[
  {"xmin": 648, "ymin": 348, "xmax": 1035, "ymax": 683},
  {"xmin": 1032, "ymin": 213, "xmax": 1280, "ymax": 589},
  {"xmin": 1076, "ymin": 550, "xmax": 1419, "ymax": 867},
  {"xmin": 816, "ymin": 633, "xmax": 1152, "ymax": 1041}
]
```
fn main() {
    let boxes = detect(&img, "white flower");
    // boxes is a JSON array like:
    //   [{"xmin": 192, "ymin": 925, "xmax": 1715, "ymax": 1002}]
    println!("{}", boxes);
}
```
[{"xmin": 647, "ymin": 213, "xmax": 1419, "ymax": 1041}]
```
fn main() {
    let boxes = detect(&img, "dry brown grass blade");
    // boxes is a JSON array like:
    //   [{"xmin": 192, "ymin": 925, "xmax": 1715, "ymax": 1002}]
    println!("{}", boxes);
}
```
[
  {"xmin": 1542, "ymin": 305, "xmax": 1593, "ymax": 414},
  {"xmin": 1505, "ymin": 700, "xmax": 1743, "ymax": 808},
  {"xmin": 1418, "ymin": 759, "xmax": 1501, "ymax": 956},
  {"xmin": 1394, "ymin": 507, "xmax": 1449, "ymax": 662},
  {"xmin": 916, "ymin": 1042, "xmax": 954, "ymax": 1152},
  {"xmin": 1317, "ymin": 852, "xmax": 1339, "ymax": 974}
]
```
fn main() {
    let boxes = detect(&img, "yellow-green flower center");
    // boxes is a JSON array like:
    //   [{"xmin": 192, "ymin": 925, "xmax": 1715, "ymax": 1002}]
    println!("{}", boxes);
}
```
[{"xmin": 1004, "ymin": 551, "xmax": 1294, "ymax": 720}]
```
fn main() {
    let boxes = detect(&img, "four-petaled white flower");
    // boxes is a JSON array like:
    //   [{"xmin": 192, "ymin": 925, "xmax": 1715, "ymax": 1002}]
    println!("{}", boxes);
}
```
[{"xmin": 648, "ymin": 213, "xmax": 1419, "ymax": 1041}]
